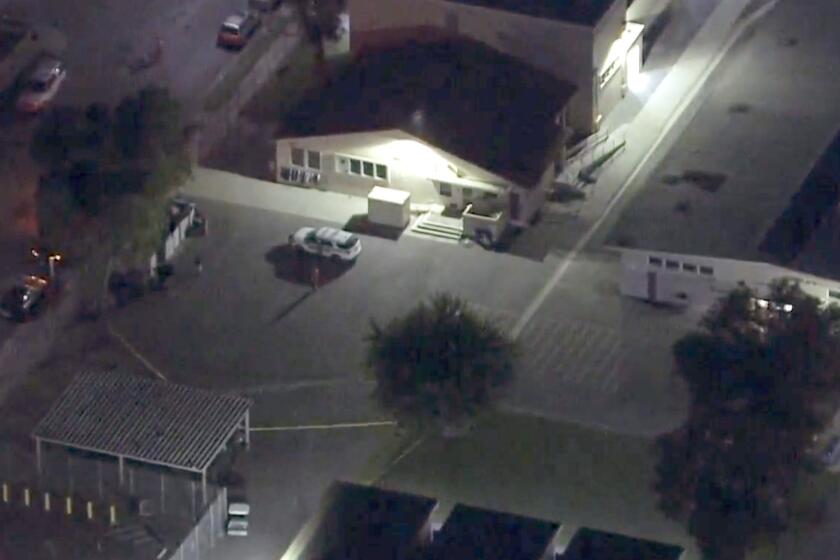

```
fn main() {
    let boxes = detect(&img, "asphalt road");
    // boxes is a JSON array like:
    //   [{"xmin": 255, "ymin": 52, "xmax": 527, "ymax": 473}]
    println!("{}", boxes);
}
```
[
  {"xmin": 1, "ymin": 0, "xmax": 244, "ymax": 108},
  {"xmin": 0, "ymin": 0, "xmax": 273, "ymax": 246}
]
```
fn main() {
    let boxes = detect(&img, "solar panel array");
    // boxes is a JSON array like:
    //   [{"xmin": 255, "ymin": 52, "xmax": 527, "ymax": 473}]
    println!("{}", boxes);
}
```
[{"xmin": 33, "ymin": 371, "xmax": 252, "ymax": 473}]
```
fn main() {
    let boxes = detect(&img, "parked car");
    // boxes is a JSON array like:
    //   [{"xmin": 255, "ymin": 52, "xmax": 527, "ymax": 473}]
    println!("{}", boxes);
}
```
[
  {"xmin": 248, "ymin": 0, "xmax": 282, "ymax": 12},
  {"xmin": 289, "ymin": 226, "xmax": 362, "ymax": 262},
  {"xmin": 226, "ymin": 502, "xmax": 250, "ymax": 536},
  {"xmin": 217, "ymin": 11, "xmax": 261, "ymax": 49},
  {"xmin": 16, "ymin": 57, "xmax": 66, "ymax": 114},
  {"xmin": 0, "ymin": 275, "xmax": 49, "ymax": 321}
]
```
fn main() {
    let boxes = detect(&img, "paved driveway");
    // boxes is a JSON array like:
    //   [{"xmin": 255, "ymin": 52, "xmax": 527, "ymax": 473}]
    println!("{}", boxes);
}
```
[{"xmin": 107, "ymin": 197, "xmax": 550, "ymax": 426}]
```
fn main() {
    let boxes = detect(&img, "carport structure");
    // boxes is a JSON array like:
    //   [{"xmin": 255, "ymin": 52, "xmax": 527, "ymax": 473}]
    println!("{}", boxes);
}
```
[{"xmin": 33, "ymin": 371, "xmax": 252, "ymax": 502}]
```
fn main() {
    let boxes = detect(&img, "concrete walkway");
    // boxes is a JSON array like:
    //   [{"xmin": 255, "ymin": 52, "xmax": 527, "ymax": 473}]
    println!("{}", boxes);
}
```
[
  {"xmin": 180, "ymin": 167, "xmax": 369, "ymax": 225},
  {"xmin": 514, "ymin": 0, "xmax": 771, "ymax": 333},
  {"xmin": 579, "ymin": 0, "xmax": 765, "ymax": 229}
]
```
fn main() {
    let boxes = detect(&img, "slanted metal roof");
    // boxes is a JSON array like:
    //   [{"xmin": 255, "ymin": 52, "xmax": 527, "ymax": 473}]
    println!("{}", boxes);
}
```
[{"xmin": 33, "ymin": 371, "xmax": 251, "ymax": 473}]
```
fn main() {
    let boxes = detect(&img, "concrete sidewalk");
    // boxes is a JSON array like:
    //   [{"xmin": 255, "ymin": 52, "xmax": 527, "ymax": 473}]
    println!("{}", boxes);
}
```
[{"xmin": 180, "ymin": 167, "xmax": 369, "ymax": 225}]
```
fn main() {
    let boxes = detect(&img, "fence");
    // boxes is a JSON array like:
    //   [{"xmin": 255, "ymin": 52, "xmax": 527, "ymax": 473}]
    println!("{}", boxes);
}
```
[
  {"xmin": 166, "ymin": 486, "xmax": 227, "ymax": 560},
  {"xmin": 148, "ymin": 199, "xmax": 197, "ymax": 277},
  {"xmin": 1, "ymin": 440, "xmax": 232, "ymax": 559}
]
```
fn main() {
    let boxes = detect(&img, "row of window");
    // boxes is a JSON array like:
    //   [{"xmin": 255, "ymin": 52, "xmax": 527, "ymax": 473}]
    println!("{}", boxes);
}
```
[
  {"xmin": 649, "ymin": 256, "xmax": 714, "ymax": 276},
  {"xmin": 292, "ymin": 148, "xmax": 390, "ymax": 181},
  {"xmin": 291, "ymin": 148, "xmax": 321, "ymax": 170},
  {"xmin": 337, "ymin": 156, "xmax": 389, "ymax": 181}
]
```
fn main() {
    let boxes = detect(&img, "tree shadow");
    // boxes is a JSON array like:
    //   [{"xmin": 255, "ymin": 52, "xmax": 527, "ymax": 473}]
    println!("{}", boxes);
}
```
[{"xmin": 264, "ymin": 244, "xmax": 354, "ymax": 286}]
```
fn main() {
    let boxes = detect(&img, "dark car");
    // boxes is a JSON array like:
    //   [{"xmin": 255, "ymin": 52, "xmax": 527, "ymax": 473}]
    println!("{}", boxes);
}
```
[{"xmin": 0, "ymin": 275, "xmax": 49, "ymax": 321}]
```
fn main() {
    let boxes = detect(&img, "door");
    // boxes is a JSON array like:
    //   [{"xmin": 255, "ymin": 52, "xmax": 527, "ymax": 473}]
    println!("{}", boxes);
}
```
[
  {"xmin": 509, "ymin": 191, "xmax": 520, "ymax": 222},
  {"xmin": 646, "ymin": 270, "xmax": 657, "ymax": 301}
]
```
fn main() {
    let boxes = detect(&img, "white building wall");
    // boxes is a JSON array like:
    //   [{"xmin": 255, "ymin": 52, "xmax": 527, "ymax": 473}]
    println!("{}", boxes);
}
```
[
  {"xmin": 620, "ymin": 249, "xmax": 840, "ymax": 309},
  {"xmin": 275, "ymin": 129, "xmax": 514, "ymax": 208}
]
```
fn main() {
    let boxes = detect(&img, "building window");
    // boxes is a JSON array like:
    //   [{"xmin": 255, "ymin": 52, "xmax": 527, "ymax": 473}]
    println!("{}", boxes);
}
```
[
  {"xmin": 665, "ymin": 260, "xmax": 679, "ymax": 270},
  {"xmin": 462, "ymin": 187, "xmax": 473, "ymax": 200},
  {"xmin": 700, "ymin": 266, "xmax": 714, "ymax": 276},
  {"xmin": 830, "ymin": 290, "xmax": 840, "ymax": 300},
  {"xmin": 307, "ymin": 150, "xmax": 321, "ymax": 170},
  {"xmin": 338, "ymin": 155, "xmax": 386, "ymax": 179},
  {"xmin": 682, "ymin": 263, "xmax": 697, "ymax": 273},
  {"xmin": 291, "ymin": 147, "xmax": 305, "ymax": 167},
  {"xmin": 439, "ymin": 182, "xmax": 452, "ymax": 197},
  {"xmin": 482, "ymin": 191, "xmax": 498, "ymax": 200},
  {"xmin": 649, "ymin": 256, "xmax": 662, "ymax": 267}
]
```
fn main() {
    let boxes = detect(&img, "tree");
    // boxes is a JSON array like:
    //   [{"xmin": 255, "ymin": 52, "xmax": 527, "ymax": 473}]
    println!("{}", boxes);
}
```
[
  {"xmin": 655, "ymin": 281, "xmax": 840, "ymax": 560},
  {"xmin": 32, "ymin": 87, "xmax": 191, "ymax": 311},
  {"xmin": 366, "ymin": 293, "xmax": 515, "ymax": 433}
]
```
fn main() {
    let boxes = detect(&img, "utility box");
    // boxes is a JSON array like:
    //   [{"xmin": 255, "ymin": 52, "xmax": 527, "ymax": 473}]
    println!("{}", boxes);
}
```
[{"xmin": 367, "ymin": 186, "xmax": 410, "ymax": 229}]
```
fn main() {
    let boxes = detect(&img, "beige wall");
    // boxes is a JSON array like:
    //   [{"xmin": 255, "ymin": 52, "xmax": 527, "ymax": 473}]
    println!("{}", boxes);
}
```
[
  {"xmin": 347, "ymin": 0, "xmax": 627, "ymax": 134},
  {"xmin": 275, "ymin": 129, "xmax": 515, "ymax": 208}
]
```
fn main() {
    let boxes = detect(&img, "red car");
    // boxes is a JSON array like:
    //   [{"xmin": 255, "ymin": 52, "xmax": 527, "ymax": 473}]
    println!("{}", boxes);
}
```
[{"xmin": 217, "ymin": 11, "xmax": 260, "ymax": 49}]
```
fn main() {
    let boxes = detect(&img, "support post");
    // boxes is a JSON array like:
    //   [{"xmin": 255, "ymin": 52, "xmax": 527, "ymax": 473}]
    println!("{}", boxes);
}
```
[
  {"xmin": 97, "ymin": 461, "xmax": 103, "ymax": 500},
  {"xmin": 209, "ymin": 497, "xmax": 215, "ymax": 547},
  {"xmin": 118, "ymin": 456, "xmax": 124, "ymax": 485},
  {"xmin": 191, "ymin": 479, "xmax": 197, "ymax": 520},
  {"xmin": 67, "ymin": 454, "xmax": 74, "ymax": 494},
  {"xmin": 35, "ymin": 438, "xmax": 42, "ymax": 475},
  {"xmin": 245, "ymin": 410, "xmax": 251, "ymax": 449},
  {"xmin": 160, "ymin": 473, "xmax": 166, "ymax": 514},
  {"xmin": 202, "ymin": 470, "xmax": 208, "ymax": 506}
]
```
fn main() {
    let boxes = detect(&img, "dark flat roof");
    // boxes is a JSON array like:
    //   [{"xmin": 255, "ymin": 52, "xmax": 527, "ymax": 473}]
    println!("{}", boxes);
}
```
[
  {"xmin": 33, "ymin": 371, "xmax": 251, "ymax": 473},
  {"xmin": 280, "ymin": 39, "xmax": 575, "ymax": 187},
  {"xmin": 560, "ymin": 528, "xmax": 683, "ymax": 560},
  {"xmin": 309, "ymin": 482, "xmax": 437, "ymax": 560},
  {"xmin": 446, "ymin": 0, "xmax": 617, "ymax": 26},
  {"xmin": 434, "ymin": 505, "xmax": 560, "ymax": 560}
]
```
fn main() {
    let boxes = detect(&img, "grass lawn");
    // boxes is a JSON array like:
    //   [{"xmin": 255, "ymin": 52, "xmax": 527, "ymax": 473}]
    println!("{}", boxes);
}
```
[
  {"xmin": 369, "ymin": 409, "xmax": 840, "ymax": 560},
  {"xmin": 375, "ymin": 410, "xmax": 697, "ymax": 556}
]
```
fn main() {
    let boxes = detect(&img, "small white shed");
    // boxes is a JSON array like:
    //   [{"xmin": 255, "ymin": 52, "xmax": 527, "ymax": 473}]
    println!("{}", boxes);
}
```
[{"xmin": 367, "ymin": 186, "xmax": 411, "ymax": 229}]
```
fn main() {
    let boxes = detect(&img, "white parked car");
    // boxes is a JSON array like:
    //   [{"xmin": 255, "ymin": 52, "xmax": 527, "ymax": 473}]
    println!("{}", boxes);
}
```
[
  {"xmin": 226, "ymin": 502, "xmax": 250, "ymax": 536},
  {"xmin": 16, "ymin": 58, "xmax": 66, "ymax": 114},
  {"xmin": 289, "ymin": 227, "xmax": 362, "ymax": 262}
]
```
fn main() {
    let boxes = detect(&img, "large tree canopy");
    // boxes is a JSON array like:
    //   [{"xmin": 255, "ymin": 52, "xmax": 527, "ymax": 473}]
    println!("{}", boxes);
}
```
[
  {"xmin": 31, "ymin": 87, "xmax": 190, "ymax": 310},
  {"xmin": 655, "ymin": 281, "xmax": 840, "ymax": 560},
  {"xmin": 367, "ymin": 293, "xmax": 515, "ymax": 432},
  {"xmin": 32, "ymin": 87, "xmax": 189, "ymax": 260}
]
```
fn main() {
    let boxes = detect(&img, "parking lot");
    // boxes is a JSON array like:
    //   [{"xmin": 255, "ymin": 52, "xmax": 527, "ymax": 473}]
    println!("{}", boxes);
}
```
[{"xmin": 61, "ymin": 181, "xmax": 683, "ymax": 555}]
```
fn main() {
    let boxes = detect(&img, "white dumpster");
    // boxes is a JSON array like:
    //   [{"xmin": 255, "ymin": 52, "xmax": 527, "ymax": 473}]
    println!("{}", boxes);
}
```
[{"xmin": 368, "ymin": 186, "xmax": 411, "ymax": 229}]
